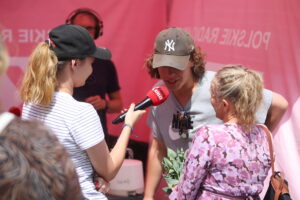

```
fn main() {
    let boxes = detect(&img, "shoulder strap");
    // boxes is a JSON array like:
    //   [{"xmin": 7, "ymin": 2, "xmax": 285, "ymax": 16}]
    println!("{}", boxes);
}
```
[{"xmin": 257, "ymin": 124, "xmax": 275, "ymax": 176}]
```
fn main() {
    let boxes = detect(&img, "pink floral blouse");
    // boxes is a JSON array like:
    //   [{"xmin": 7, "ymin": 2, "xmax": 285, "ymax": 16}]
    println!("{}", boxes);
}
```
[{"xmin": 169, "ymin": 123, "xmax": 271, "ymax": 200}]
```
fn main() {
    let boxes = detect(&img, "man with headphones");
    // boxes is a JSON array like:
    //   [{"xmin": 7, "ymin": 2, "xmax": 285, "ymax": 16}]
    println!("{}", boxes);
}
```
[{"xmin": 66, "ymin": 8, "xmax": 123, "ymax": 146}]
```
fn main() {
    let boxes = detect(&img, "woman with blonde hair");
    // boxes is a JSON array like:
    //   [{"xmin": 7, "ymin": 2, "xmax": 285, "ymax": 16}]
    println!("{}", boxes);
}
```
[
  {"xmin": 20, "ymin": 24, "xmax": 145, "ymax": 200},
  {"xmin": 1, "ymin": 34, "xmax": 81, "ymax": 200},
  {"xmin": 170, "ymin": 65, "xmax": 272, "ymax": 199}
]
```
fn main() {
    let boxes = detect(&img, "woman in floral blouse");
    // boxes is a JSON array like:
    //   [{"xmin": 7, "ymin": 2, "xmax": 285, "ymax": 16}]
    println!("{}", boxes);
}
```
[{"xmin": 170, "ymin": 65, "xmax": 271, "ymax": 200}]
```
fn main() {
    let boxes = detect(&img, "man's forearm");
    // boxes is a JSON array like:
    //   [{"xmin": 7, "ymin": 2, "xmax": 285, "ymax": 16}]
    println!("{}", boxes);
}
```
[
  {"xmin": 144, "ymin": 159, "xmax": 163, "ymax": 199},
  {"xmin": 144, "ymin": 138, "xmax": 167, "ymax": 199},
  {"xmin": 106, "ymin": 99, "xmax": 122, "ymax": 113}
]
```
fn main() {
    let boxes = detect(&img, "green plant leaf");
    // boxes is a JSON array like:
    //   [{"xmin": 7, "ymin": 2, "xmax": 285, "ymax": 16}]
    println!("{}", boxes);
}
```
[
  {"xmin": 162, "ymin": 187, "xmax": 172, "ymax": 195},
  {"xmin": 161, "ymin": 148, "xmax": 188, "ymax": 195},
  {"xmin": 167, "ymin": 148, "xmax": 177, "ymax": 159}
]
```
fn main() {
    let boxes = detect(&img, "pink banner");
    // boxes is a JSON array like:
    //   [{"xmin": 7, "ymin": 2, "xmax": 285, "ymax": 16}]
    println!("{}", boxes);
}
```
[
  {"xmin": 0, "ymin": 0, "xmax": 168, "ymax": 143},
  {"xmin": 163, "ymin": 0, "xmax": 300, "ymax": 199}
]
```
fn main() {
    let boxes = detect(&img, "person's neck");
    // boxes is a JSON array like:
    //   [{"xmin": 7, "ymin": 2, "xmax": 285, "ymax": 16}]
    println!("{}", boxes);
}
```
[
  {"xmin": 56, "ymin": 69, "xmax": 74, "ymax": 95},
  {"xmin": 173, "ymin": 79, "xmax": 198, "ymax": 107},
  {"xmin": 57, "ymin": 87, "xmax": 73, "ymax": 95},
  {"xmin": 223, "ymin": 113, "xmax": 238, "ymax": 123},
  {"xmin": 56, "ymin": 82, "xmax": 73, "ymax": 95}
]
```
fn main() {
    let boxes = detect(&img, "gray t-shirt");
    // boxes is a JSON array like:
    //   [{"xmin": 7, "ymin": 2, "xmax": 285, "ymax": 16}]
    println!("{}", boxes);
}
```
[{"xmin": 147, "ymin": 70, "xmax": 272, "ymax": 151}]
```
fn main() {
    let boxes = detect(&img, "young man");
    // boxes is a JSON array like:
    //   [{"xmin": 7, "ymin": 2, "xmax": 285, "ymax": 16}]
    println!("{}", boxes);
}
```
[{"xmin": 143, "ymin": 27, "xmax": 288, "ymax": 199}]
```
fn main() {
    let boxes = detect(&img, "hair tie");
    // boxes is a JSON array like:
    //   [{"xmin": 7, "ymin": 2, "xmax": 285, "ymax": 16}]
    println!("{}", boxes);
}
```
[
  {"xmin": 45, "ymin": 39, "xmax": 51, "ymax": 47},
  {"xmin": 45, "ymin": 39, "xmax": 56, "ymax": 48}
]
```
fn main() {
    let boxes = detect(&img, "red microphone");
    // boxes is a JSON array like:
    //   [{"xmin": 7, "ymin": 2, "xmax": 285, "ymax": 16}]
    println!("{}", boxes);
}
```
[{"xmin": 112, "ymin": 86, "xmax": 169, "ymax": 124}]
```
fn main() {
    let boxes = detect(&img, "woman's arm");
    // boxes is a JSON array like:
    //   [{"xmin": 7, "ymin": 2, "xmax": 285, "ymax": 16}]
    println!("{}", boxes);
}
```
[
  {"xmin": 170, "ymin": 127, "xmax": 212, "ymax": 200},
  {"xmin": 86, "ymin": 104, "xmax": 145, "ymax": 181}
]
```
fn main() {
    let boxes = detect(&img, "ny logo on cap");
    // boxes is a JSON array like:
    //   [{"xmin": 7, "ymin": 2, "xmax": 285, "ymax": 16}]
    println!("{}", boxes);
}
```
[{"xmin": 164, "ymin": 40, "xmax": 175, "ymax": 52}]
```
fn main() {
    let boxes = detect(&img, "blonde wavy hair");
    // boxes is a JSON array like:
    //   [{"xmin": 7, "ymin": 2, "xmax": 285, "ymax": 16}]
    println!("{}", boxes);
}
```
[
  {"xmin": 0, "ymin": 37, "xmax": 9, "ymax": 76},
  {"xmin": 145, "ymin": 46, "xmax": 206, "ymax": 80},
  {"xmin": 20, "ymin": 42, "xmax": 66, "ymax": 105},
  {"xmin": 211, "ymin": 65, "xmax": 264, "ymax": 132}
]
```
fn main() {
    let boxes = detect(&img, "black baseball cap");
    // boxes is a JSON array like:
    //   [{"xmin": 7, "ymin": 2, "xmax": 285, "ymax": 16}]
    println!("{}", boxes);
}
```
[{"xmin": 49, "ymin": 24, "xmax": 111, "ymax": 61}]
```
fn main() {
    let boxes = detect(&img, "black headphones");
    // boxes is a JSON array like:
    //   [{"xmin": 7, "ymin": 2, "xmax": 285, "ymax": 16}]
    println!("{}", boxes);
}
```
[{"xmin": 65, "ymin": 8, "xmax": 103, "ymax": 39}]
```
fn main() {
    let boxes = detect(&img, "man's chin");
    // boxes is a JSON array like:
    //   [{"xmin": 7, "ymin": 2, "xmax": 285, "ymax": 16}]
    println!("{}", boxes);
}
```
[{"xmin": 164, "ymin": 81, "xmax": 178, "ymax": 90}]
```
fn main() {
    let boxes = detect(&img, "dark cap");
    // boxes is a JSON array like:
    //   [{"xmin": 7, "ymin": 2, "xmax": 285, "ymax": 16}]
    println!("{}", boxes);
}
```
[
  {"xmin": 49, "ymin": 24, "xmax": 111, "ymax": 61},
  {"xmin": 153, "ymin": 27, "xmax": 194, "ymax": 70}
]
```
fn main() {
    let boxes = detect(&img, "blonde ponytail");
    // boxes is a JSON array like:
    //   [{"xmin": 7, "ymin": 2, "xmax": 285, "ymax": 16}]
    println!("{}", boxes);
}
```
[
  {"xmin": 0, "ymin": 38, "xmax": 8, "ymax": 76},
  {"xmin": 20, "ymin": 42, "xmax": 58, "ymax": 105}
]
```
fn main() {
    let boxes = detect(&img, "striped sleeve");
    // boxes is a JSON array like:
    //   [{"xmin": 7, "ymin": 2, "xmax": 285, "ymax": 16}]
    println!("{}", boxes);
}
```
[{"xmin": 70, "ymin": 104, "xmax": 105, "ymax": 150}]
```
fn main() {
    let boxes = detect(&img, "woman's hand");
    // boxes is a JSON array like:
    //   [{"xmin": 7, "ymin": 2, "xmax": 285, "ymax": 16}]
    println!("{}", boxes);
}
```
[
  {"xmin": 124, "ymin": 103, "xmax": 146, "ymax": 127},
  {"xmin": 93, "ymin": 174, "xmax": 110, "ymax": 194}
]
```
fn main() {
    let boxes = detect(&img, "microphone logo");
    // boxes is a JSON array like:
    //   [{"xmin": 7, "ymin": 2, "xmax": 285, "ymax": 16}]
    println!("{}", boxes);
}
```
[
  {"xmin": 112, "ymin": 86, "xmax": 169, "ymax": 124},
  {"xmin": 147, "ymin": 86, "xmax": 169, "ymax": 106},
  {"xmin": 153, "ymin": 87, "xmax": 163, "ymax": 100}
]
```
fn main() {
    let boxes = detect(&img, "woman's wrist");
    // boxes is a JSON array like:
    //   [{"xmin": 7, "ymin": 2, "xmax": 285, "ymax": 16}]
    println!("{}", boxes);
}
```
[
  {"xmin": 122, "ymin": 123, "xmax": 133, "ymax": 132},
  {"xmin": 122, "ymin": 123, "xmax": 138, "ymax": 138}
]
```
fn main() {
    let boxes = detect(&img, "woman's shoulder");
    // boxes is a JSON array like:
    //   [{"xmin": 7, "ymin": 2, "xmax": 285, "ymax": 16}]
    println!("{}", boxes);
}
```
[
  {"xmin": 54, "ymin": 92, "xmax": 95, "ymax": 114},
  {"xmin": 197, "ymin": 124, "xmax": 227, "ymax": 132},
  {"xmin": 195, "ymin": 124, "xmax": 228, "ymax": 138},
  {"xmin": 195, "ymin": 124, "xmax": 241, "ymax": 140}
]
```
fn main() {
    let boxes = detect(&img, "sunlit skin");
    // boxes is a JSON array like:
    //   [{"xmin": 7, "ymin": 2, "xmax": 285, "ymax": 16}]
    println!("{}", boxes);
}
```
[
  {"xmin": 210, "ymin": 89, "xmax": 225, "ymax": 120},
  {"xmin": 210, "ymin": 86, "xmax": 237, "ymax": 123},
  {"xmin": 73, "ymin": 57, "xmax": 94, "ymax": 88},
  {"xmin": 157, "ymin": 61, "xmax": 198, "ymax": 107},
  {"xmin": 157, "ymin": 61, "xmax": 195, "ymax": 93}
]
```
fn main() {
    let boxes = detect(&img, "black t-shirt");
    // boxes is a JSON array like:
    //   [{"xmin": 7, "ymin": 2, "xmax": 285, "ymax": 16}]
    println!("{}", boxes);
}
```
[{"xmin": 73, "ymin": 58, "xmax": 120, "ymax": 136}]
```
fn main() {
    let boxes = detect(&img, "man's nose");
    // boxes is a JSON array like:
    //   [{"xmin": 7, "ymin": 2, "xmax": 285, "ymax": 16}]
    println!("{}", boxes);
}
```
[{"xmin": 167, "ymin": 67, "xmax": 178, "ymax": 75}]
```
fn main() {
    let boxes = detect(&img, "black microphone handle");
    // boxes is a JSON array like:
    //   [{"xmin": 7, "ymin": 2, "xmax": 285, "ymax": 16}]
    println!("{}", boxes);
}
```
[{"xmin": 112, "ymin": 97, "xmax": 153, "ymax": 124}]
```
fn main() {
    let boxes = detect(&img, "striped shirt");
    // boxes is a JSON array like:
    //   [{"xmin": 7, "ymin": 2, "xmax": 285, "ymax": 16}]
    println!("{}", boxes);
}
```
[{"xmin": 22, "ymin": 92, "xmax": 107, "ymax": 200}]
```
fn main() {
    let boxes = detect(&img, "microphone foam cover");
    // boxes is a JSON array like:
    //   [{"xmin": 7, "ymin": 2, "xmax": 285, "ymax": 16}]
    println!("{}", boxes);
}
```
[{"xmin": 146, "ymin": 86, "xmax": 169, "ymax": 106}]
